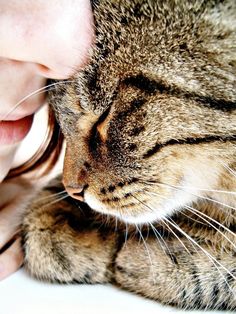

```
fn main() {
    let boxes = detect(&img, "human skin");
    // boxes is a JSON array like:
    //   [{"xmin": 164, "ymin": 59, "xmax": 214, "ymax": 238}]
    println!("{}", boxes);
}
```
[{"xmin": 0, "ymin": 0, "xmax": 94, "ymax": 280}]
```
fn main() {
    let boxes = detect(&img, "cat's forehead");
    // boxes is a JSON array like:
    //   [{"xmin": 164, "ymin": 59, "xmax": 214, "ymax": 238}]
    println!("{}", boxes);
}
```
[
  {"xmin": 72, "ymin": 0, "xmax": 235, "ymax": 114},
  {"xmin": 54, "ymin": 0, "xmax": 236, "ymax": 119}
]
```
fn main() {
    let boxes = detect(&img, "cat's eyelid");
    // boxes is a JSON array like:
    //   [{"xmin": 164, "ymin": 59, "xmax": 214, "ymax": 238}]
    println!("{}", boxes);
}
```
[
  {"xmin": 95, "ymin": 106, "xmax": 112, "ymax": 129},
  {"xmin": 88, "ymin": 106, "xmax": 112, "ymax": 147},
  {"xmin": 122, "ymin": 74, "xmax": 169, "ymax": 95}
]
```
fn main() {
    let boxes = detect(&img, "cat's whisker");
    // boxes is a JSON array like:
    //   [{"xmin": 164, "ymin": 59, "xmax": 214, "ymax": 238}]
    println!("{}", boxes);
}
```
[
  {"xmin": 104, "ymin": 212, "xmax": 111, "ymax": 228},
  {"xmin": 142, "ymin": 189, "xmax": 169, "ymax": 207},
  {"xmin": 131, "ymin": 194, "xmax": 191, "ymax": 255},
  {"xmin": 130, "ymin": 194, "xmax": 154, "ymax": 214},
  {"xmin": 184, "ymin": 204, "xmax": 236, "ymax": 243},
  {"xmin": 144, "ymin": 180, "xmax": 236, "ymax": 212},
  {"xmin": 114, "ymin": 216, "xmax": 118, "ymax": 232},
  {"xmin": 114, "ymin": 209, "xmax": 129, "ymax": 246},
  {"xmin": 145, "ymin": 224, "xmax": 149, "ymax": 241},
  {"xmin": 144, "ymin": 190, "xmax": 167, "ymax": 199},
  {"xmin": 165, "ymin": 217, "xmax": 236, "ymax": 299},
  {"xmin": 132, "ymin": 195, "xmax": 236, "ymax": 296},
  {"xmin": 182, "ymin": 189, "xmax": 236, "ymax": 211},
  {"xmin": 149, "ymin": 222, "xmax": 174, "ymax": 260},
  {"xmin": 1, "ymin": 89, "xmax": 47, "ymax": 121},
  {"xmin": 36, "ymin": 190, "xmax": 67, "ymax": 202},
  {"xmin": 144, "ymin": 188, "xmax": 227, "ymax": 225},
  {"xmin": 159, "ymin": 219, "xmax": 192, "ymax": 255},
  {"xmin": 97, "ymin": 213, "xmax": 107, "ymax": 232},
  {"xmin": 37, "ymin": 194, "xmax": 69, "ymax": 209},
  {"xmin": 185, "ymin": 187, "xmax": 236, "ymax": 196},
  {"xmin": 139, "ymin": 179, "xmax": 236, "ymax": 196},
  {"xmin": 166, "ymin": 217, "xmax": 206, "ymax": 260},
  {"xmin": 124, "ymin": 221, "xmax": 129, "ymax": 247},
  {"xmin": 220, "ymin": 162, "xmax": 236, "ymax": 179},
  {"xmin": 141, "ymin": 180, "xmax": 236, "ymax": 219},
  {"xmin": 180, "ymin": 210, "xmax": 209, "ymax": 226},
  {"xmin": 187, "ymin": 203, "xmax": 235, "ymax": 233},
  {"xmin": 143, "ymin": 188, "xmax": 210, "ymax": 229},
  {"xmin": 143, "ymin": 187, "xmax": 234, "ymax": 221},
  {"xmin": 1, "ymin": 80, "xmax": 74, "ymax": 121},
  {"xmin": 73, "ymin": 201, "xmax": 84, "ymax": 214},
  {"xmin": 135, "ymin": 223, "xmax": 156, "ymax": 283}
]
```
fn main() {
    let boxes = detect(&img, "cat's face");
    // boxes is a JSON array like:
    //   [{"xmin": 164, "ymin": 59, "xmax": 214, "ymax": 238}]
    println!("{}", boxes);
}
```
[{"xmin": 51, "ymin": 0, "xmax": 236, "ymax": 224}]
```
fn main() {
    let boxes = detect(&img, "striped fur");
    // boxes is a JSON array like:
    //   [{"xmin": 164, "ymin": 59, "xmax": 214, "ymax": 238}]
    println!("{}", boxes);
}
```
[{"xmin": 22, "ymin": 0, "xmax": 236, "ymax": 310}]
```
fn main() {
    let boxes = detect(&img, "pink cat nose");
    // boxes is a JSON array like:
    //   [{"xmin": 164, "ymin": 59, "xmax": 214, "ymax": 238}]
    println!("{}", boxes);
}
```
[{"xmin": 66, "ymin": 185, "xmax": 86, "ymax": 202}]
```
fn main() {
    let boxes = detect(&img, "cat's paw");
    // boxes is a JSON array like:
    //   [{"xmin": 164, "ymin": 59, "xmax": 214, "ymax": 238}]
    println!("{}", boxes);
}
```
[
  {"xmin": 114, "ymin": 237, "xmax": 182, "ymax": 305},
  {"xmin": 22, "ymin": 199, "xmax": 117, "ymax": 284},
  {"xmin": 22, "ymin": 200, "xmax": 82, "ymax": 282}
]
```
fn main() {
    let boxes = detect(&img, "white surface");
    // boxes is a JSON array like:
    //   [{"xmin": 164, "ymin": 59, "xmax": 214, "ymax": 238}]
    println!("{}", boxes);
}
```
[{"xmin": 0, "ymin": 269, "xmax": 227, "ymax": 314}]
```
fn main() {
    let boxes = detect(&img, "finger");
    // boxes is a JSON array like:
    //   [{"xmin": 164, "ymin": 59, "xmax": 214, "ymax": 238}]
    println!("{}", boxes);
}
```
[
  {"xmin": 0, "ymin": 202, "xmax": 20, "ymax": 249},
  {"xmin": 0, "ymin": 181, "xmax": 26, "ymax": 248},
  {"xmin": 0, "ymin": 237, "xmax": 23, "ymax": 280}
]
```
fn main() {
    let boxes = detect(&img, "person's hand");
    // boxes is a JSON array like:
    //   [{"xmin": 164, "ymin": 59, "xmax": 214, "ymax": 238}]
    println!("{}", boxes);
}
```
[
  {"xmin": 0, "ymin": 0, "xmax": 94, "ymax": 279},
  {"xmin": 0, "ymin": 178, "xmax": 36, "ymax": 280}
]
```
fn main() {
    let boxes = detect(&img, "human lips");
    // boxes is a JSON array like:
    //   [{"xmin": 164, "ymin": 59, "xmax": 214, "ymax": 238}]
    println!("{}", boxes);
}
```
[{"xmin": 0, "ymin": 115, "xmax": 34, "ymax": 145}]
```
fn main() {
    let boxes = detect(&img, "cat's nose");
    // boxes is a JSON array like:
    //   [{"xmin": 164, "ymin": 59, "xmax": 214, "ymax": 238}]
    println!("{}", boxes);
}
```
[{"xmin": 66, "ymin": 185, "xmax": 87, "ymax": 202}]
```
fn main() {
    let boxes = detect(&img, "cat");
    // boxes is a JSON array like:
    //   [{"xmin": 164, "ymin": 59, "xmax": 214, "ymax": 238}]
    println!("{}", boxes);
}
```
[{"xmin": 22, "ymin": 0, "xmax": 236, "ymax": 310}]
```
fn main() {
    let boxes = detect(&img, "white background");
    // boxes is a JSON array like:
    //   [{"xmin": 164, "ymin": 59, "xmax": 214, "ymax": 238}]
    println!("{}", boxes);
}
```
[{"xmin": 0, "ymin": 269, "xmax": 227, "ymax": 314}]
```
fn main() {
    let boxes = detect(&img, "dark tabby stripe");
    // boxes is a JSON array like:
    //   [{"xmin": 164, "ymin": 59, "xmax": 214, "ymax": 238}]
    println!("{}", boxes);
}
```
[
  {"xmin": 130, "ymin": 125, "xmax": 145, "ymax": 136},
  {"xmin": 101, "ymin": 178, "xmax": 139, "ymax": 194},
  {"xmin": 228, "ymin": 223, "xmax": 236, "ymax": 232},
  {"xmin": 225, "ymin": 269, "xmax": 236, "ymax": 285},
  {"xmin": 108, "ymin": 185, "xmax": 116, "ymax": 192},
  {"xmin": 123, "ymin": 75, "xmax": 168, "ymax": 94},
  {"xmin": 120, "ymin": 202, "xmax": 137, "ymax": 208},
  {"xmin": 190, "ymin": 262, "xmax": 204, "ymax": 309},
  {"xmin": 143, "ymin": 135, "xmax": 236, "ymax": 159},
  {"xmin": 84, "ymin": 161, "xmax": 92, "ymax": 170},
  {"xmin": 90, "ymin": 0, "xmax": 100, "ymax": 11},
  {"xmin": 124, "ymin": 74, "xmax": 236, "ymax": 112},
  {"xmin": 104, "ymin": 197, "xmax": 120, "ymax": 203},
  {"xmin": 211, "ymin": 282, "xmax": 220, "ymax": 309},
  {"xmin": 116, "ymin": 97, "xmax": 146, "ymax": 120},
  {"xmin": 166, "ymin": 252, "xmax": 178, "ymax": 265},
  {"xmin": 218, "ymin": 302, "xmax": 234, "ymax": 311}
]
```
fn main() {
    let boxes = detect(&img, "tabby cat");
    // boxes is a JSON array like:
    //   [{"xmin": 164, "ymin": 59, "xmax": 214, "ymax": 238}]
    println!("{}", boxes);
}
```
[{"xmin": 22, "ymin": 0, "xmax": 236, "ymax": 310}]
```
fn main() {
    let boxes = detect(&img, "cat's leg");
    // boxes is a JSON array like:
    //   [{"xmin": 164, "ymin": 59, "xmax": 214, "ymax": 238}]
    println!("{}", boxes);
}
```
[
  {"xmin": 22, "ymin": 177, "xmax": 121, "ymax": 283},
  {"xmin": 114, "ymin": 233, "xmax": 236, "ymax": 310}
]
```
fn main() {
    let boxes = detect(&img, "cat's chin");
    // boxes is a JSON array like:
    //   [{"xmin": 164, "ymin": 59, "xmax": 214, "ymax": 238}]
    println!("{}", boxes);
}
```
[
  {"xmin": 84, "ymin": 190, "xmax": 195, "ymax": 225},
  {"xmin": 85, "ymin": 191, "xmax": 166, "ymax": 224}
]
